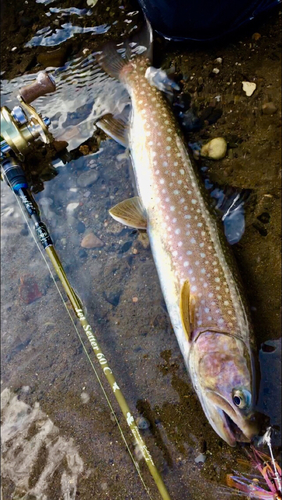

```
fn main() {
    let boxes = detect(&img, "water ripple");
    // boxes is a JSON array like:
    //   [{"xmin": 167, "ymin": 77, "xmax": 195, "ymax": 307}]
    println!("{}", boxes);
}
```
[{"xmin": 26, "ymin": 22, "xmax": 111, "ymax": 47}]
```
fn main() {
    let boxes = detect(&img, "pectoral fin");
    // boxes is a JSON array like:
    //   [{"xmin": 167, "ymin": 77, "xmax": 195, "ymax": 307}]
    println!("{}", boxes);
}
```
[
  {"xmin": 109, "ymin": 197, "xmax": 147, "ymax": 229},
  {"xmin": 180, "ymin": 280, "xmax": 196, "ymax": 341},
  {"xmin": 96, "ymin": 113, "xmax": 129, "ymax": 148}
]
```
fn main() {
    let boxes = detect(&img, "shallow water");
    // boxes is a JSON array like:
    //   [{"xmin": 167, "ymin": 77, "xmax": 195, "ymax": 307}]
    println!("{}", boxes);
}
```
[{"xmin": 1, "ymin": 1, "xmax": 281, "ymax": 499}]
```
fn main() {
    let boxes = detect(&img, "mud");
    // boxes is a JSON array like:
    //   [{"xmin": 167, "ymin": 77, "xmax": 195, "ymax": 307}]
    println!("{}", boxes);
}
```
[{"xmin": 1, "ymin": 1, "xmax": 281, "ymax": 499}]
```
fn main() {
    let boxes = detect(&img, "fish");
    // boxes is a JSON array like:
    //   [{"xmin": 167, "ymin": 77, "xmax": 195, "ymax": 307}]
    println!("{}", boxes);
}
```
[{"xmin": 95, "ymin": 21, "xmax": 259, "ymax": 446}]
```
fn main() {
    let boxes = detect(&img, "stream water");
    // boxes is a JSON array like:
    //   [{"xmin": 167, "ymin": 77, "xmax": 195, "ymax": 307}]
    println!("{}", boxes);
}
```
[{"xmin": 1, "ymin": 1, "xmax": 281, "ymax": 499}]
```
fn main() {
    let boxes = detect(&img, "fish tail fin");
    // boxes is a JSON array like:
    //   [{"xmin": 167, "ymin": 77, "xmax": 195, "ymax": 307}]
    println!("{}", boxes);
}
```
[{"xmin": 95, "ymin": 18, "xmax": 153, "ymax": 79}]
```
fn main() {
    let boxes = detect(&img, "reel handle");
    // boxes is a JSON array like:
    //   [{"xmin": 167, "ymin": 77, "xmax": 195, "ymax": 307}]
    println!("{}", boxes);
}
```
[{"xmin": 19, "ymin": 72, "xmax": 56, "ymax": 104}]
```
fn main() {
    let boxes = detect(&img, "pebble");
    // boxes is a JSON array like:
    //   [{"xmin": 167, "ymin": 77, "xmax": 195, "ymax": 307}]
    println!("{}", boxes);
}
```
[
  {"xmin": 78, "ymin": 249, "xmax": 87, "ymax": 259},
  {"xmin": 136, "ymin": 416, "xmax": 150, "ymax": 430},
  {"xmin": 212, "ymin": 68, "xmax": 220, "ymax": 74},
  {"xmin": 119, "ymin": 241, "xmax": 133, "ymax": 253},
  {"xmin": 252, "ymin": 32, "xmax": 261, "ymax": 41},
  {"xmin": 262, "ymin": 102, "xmax": 277, "ymax": 115},
  {"xmin": 80, "ymin": 391, "xmax": 90, "ymax": 404},
  {"xmin": 37, "ymin": 47, "xmax": 67, "ymax": 68},
  {"xmin": 77, "ymin": 170, "xmax": 99, "ymax": 188},
  {"xmin": 81, "ymin": 232, "xmax": 103, "ymax": 248},
  {"xmin": 242, "ymin": 81, "xmax": 256, "ymax": 97},
  {"xmin": 194, "ymin": 453, "xmax": 206, "ymax": 464},
  {"xmin": 66, "ymin": 202, "xmax": 79, "ymax": 213},
  {"xmin": 76, "ymin": 221, "xmax": 86, "ymax": 234},
  {"xmin": 201, "ymin": 137, "xmax": 227, "ymax": 160},
  {"xmin": 104, "ymin": 291, "xmax": 121, "ymax": 307}
]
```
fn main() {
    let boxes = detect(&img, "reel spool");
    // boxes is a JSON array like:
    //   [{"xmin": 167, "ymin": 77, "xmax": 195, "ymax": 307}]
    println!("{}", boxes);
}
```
[{"xmin": 1, "ymin": 71, "xmax": 56, "ymax": 160}]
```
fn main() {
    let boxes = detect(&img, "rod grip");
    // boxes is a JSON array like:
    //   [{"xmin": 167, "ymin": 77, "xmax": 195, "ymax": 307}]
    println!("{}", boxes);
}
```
[{"xmin": 19, "ymin": 72, "xmax": 56, "ymax": 104}]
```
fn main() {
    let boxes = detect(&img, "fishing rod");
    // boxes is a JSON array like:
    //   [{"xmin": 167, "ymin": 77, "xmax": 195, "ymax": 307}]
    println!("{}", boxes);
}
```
[{"xmin": 1, "ymin": 72, "xmax": 172, "ymax": 500}]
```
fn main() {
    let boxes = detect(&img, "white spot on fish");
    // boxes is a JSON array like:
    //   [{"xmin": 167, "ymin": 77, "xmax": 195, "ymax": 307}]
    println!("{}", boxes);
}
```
[
  {"xmin": 173, "ymin": 190, "xmax": 179, "ymax": 195},
  {"xmin": 191, "ymin": 199, "xmax": 197, "ymax": 204},
  {"xmin": 200, "ymin": 253, "xmax": 206, "ymax": 258},
  {"xmin": 187, "ymin": 250, "xmax": 192, "ymax": 255},
  {"xmin": 175, "ymin": 228, "xmax": 181, "ymax": 235},
  {"xmin": 166, "ymin": 146, "xmax": 171, "ymax": 151},
  {"xmin": 191, "ymin": 285, "xmax": 197, "ymax": 292},
  {"xmin": 170, "ymin": 206, "xmax": 175, "ymax": 211},
  {"xmin": 190, "ymin": 238, "xmax": 196, "ymax": 244},
  {"xmin": 160, "ymin": 179, "xmax": 165, "ymax": 184},
  {"xmin": 184, "ymin": 261, "xmax": 189, "ymax": 267},
  {"xmin": 179, "ymin": 169, "xmax": 185, "ymax": 175},
  {"xmin": 178, "ymin": 241, "xmax": 183, "ymax": 247},
  {"xmin": 163, "ymin": 161, "xmax": 168, "ymax": 167},
  {"xmin": 215, "ymin": 277, "xmax": 220, "ymax": 282}
]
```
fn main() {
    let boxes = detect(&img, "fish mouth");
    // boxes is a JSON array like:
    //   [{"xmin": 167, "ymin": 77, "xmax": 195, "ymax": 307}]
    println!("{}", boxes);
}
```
[
  {"xmin": 206, "ymin": 391, "xmax": 254, "ymax": 446},
  {"xmin": 219, "ymin": 407, "xmax": 250, "ymax": 446}
]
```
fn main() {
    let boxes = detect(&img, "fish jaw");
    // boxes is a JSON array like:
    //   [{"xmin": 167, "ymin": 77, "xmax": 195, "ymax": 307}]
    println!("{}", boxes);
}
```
[{"xmin": 188, "ymin": 330, "xmax": 258, "ymax": 446}]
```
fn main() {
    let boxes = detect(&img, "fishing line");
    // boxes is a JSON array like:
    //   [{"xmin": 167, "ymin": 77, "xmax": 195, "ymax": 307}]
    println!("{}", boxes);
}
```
[{"xmin": 1, "ymin": 171, "xmax": 157, "ymax": 500}]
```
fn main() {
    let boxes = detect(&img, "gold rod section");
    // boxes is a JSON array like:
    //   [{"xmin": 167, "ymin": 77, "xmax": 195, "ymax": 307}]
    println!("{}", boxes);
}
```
[{"xmin": 45, "ymin": 244, "xmax": 172, "ymax": 500}]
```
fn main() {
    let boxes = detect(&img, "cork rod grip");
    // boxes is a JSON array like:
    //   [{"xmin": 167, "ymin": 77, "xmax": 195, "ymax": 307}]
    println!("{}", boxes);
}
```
[{"xmin": 19, "ymin": 72, "xmax": 56, "ymax": 104}]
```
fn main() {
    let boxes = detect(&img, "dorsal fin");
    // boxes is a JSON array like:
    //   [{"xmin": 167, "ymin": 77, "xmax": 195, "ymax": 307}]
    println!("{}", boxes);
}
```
[{"xmin": 109, "ymin": 197, "xmax": 147, "ymax": 229}]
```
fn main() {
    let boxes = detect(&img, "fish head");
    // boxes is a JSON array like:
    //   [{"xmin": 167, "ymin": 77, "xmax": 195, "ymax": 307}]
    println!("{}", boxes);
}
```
[{"xmin": 189, "ymin": 330, "xmax": 258, "ymax": 446}]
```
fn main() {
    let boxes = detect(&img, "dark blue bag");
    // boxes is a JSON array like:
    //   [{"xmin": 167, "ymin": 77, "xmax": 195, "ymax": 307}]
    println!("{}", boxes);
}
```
[{"xmin": 138, "ymin": 0, "xmax": 279, "ymax": 41}]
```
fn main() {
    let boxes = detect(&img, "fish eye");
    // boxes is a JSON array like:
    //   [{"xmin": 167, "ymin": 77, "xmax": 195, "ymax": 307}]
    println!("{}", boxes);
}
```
[{"xmin": 232, "ymin": 389, "xmax": 251, "ymax": 410}]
